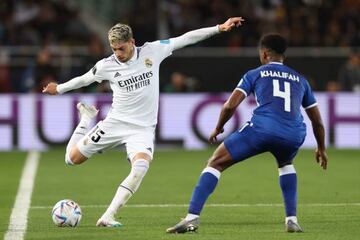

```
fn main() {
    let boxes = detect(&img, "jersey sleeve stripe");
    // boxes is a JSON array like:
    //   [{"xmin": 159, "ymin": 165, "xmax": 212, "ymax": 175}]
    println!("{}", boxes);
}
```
[
  {"xmin": 235, "ymin": 88, "xmax": 248, "ymax": 97},
  {"xmin": 304, "ymin": 102, "xmax": 318, "ymax": 109}
]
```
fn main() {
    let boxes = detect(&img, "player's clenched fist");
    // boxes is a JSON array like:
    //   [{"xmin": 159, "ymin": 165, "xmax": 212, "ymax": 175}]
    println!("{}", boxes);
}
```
[
  {"xmin": 208, "ymin": 128, "xmax": 224, "ymax": 144},
  {"xmin": 42, "ymin": 82, "xmax": 59, "ymax": 95}
]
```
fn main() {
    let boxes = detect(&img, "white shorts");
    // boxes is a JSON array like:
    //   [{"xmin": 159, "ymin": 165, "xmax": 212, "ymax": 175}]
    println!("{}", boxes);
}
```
[{"xmin": 77, "ymin": 116, "xmax": 156, "ymax": 161}]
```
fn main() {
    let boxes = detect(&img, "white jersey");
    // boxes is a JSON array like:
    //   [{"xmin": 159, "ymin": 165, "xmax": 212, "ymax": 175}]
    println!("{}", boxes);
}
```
[
  {"xmin": 57, "ymin": 26, "xmax": 219, "ymax": 127},
  {"xmin": 92, "ymin": 41, "xmax": 172, "ymax": 126}
]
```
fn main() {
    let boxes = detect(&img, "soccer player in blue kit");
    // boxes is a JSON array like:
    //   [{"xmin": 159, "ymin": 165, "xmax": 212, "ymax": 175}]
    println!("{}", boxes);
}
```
[{"xmin": 167, "ymin": 33, "xmax": 328, "ymax": 233}]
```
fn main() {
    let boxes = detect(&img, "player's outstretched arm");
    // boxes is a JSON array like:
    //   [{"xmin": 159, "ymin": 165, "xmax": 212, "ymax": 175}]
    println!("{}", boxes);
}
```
[
  {"xmin": 170, "ymin": 17, "xmax": 245, "ymax": 51},
  {"xmin": 42, "ymin": 70, "xmax": 96, "ymax": 95},
  {"xmin": 305, "ymin": 106, "xmax": 328, "ymax": 170},
  {"xmin": 209, "ymin": 90, "xmax": 246, "ymax": 144}
]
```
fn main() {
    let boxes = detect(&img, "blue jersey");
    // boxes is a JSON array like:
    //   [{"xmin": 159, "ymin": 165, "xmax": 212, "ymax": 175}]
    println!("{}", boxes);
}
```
[{"xmin": 237, "ymin": 62, "xmax": 317, "ymax": 143}]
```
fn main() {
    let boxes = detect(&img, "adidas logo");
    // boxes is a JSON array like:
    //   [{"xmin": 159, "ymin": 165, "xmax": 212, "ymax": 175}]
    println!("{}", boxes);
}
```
[{"xmin": 114, "ymin": 72, "xmax": 121, "ymax": 78}]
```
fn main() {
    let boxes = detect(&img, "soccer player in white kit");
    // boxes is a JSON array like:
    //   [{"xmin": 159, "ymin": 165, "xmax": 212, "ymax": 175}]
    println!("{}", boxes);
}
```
[{"xmin": 42, "ymin": 17, "xmax": 245, "ymax": 227}]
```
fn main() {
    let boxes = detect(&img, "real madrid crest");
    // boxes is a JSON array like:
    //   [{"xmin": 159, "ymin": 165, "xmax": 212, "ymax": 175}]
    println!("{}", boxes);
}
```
[{"xmin": 145, "ymin": 58, "xmax": 153, "ymax": 68}]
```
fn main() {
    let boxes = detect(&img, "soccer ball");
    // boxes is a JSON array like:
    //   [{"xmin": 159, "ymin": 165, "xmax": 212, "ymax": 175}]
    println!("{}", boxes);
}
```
[{"xmin": 51, "ymin": 199, "xmax": 82, "ymax": 227}]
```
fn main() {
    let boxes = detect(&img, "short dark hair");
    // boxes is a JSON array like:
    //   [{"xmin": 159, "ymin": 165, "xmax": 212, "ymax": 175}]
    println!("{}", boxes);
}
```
[{"xmin": 260, "ymin": 33, "xmax": 287, "ymax": 55}]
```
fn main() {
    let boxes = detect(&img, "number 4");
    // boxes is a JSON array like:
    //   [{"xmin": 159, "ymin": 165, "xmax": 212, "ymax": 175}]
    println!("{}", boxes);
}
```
[{"xmin": 273, "ymin": 79, "xmax": 291, "ymax": 112}]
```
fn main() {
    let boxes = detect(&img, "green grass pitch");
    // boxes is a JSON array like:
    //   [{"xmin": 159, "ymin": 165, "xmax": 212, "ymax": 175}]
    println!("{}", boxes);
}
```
[{"xmin": 1, "ymin": 148, "xmax": 359, "ymax": 240}]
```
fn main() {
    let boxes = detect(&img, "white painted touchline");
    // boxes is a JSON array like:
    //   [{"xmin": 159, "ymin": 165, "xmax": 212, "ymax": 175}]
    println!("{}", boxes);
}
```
[
  {"xmin": 4, "ymin": 151, "xmax": 40, "ymax": 240},
  {"xmin": 30, "ymin": 202, "xmax": 360, "ymax": 209}
]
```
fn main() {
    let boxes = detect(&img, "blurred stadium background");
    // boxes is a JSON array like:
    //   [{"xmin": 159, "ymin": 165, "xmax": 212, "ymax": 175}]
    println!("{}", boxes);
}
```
[
  {"xmin": 0, "ymin": 0, "xmax": 359, "ymax": 94},
  {"xmin": 0, "ymin": 0, "xmax": 359, "ymax": 240}
]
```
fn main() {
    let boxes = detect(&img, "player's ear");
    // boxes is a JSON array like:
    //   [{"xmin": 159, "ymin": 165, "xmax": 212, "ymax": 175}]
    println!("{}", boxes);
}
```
[
  {"xmin": 259, "ymin": 49, "xmax": 266, "ymax": 62},
  {"xmin": 130, "ymin": 38, "xmax": 135, "ymax": 45},
  {"xmin": 264, "ymin": 49, "xmax": 272, "ymax": 61}
]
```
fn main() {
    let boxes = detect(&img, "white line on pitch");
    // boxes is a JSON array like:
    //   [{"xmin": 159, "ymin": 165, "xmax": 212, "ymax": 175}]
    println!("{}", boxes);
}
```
[
  {"xmin": 4, "ymin": 151, "xmax": 40, "ymax": 240},
  {"xmin": 31, "ymin": 202, "xmax": 360, "ymax": 209}
]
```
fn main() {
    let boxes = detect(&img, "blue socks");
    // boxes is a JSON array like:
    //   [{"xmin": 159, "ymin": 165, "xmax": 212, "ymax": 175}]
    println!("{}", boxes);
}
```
[
  {"xmin": 187, "ymin": 164, "xmax": 297, "ymax": 219},
  {"xmin": 188, "ymin": 167, "xmax": 221, "ymax": 215},
  {"xmin": 279, "ymin": 165, "xmax": 297, "ymax": 217}
]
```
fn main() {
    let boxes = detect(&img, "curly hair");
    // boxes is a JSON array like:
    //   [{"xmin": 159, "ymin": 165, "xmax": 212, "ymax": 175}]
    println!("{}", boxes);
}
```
[
  {"xmin": 259, "ymin": 33, "xmax": 287, "ymax": 55},
  {"xmin": 108, "ymin": 23, "xmax": 133, "ymax": 44}
]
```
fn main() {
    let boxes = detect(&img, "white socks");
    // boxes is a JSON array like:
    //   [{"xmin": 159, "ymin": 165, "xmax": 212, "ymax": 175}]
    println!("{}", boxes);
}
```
[
  {"xmin": 185, "ymin": 213, "xmax": 199, "ymax": 221},
  {"xmin": 278, "ymin": 164, "xmax": 296, "ymax": 176},
  {"xmin": 286, "ymin": 216, "xmax": 298, "ymax": 223},
  {"xmin": 102, "ymin": 159, "xmax": 150, "ymax": 219},
  {"xmin": 65, "ymin": 117, "xmax": 91, "ymax": 165}
]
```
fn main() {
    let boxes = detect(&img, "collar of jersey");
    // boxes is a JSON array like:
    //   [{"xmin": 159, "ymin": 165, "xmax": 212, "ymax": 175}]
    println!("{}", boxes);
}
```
[
  {"xmin": 268, "ymin": 61, "xmax": 283, "ymax": 65},
  {"xmin": 114, "ymin": 46, "xmax": 138, "ymax": 65}
]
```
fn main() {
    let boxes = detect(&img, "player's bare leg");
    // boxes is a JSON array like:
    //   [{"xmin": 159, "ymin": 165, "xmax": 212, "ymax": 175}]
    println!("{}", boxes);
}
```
[
  {"xmin": 64, "ymin": 102, "xmax": 98, "ymax": 165},
  {"xmin": 167, "ymin": 143, "xmax": 234, "ymax": 233},
  {"xmin": 206, "ymin": 143, "xmax": 237, "ymax": 171},
  {"xmin": 96, "ymin": 152, "xmax": 151, "ymax": 227}
]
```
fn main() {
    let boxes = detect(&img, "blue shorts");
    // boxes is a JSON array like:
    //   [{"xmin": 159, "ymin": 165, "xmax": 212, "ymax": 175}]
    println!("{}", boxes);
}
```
[{"xmin": 224, "ymin": 122, "xmax": 304, "ymax": 167}]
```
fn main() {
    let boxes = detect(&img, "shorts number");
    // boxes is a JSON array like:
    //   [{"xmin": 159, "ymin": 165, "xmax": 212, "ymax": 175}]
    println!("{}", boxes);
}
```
[
  {"xmin": 273, "ymin": 79, "xmax": 291, "ymax": 112},
  {"xmin": 91, "ymin": 129, "xmax": 105, "ymax": 143}
]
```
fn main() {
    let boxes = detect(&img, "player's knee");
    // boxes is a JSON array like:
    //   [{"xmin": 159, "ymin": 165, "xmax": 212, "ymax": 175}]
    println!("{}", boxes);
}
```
[
  {"xmin": 278, "ymin": 161, "xmax": 293, "ymax": 168},
  {"xmin": 132, "ymin": 159, "xmax": 150, "ymax": 176},
  {"xmin": 207, "ymin": 153, "xmax": 234, "ymax": 172},
  {"xmin": 130, "ymin": 154, "xmax": 151, "ymax": 178},
  {"xmin": 207, "ymin": 163, "xmax": 223, "ymax": 172},
  {"xmin": 207, "ymin": 156, "xmax": 224, "ymax": 172},
  {"xmin": 65, "ymin": 152, "xmax": 75, "ymax": 166},
  {"xmin": 68, "ymin": 147, "xmax": 87, "ymax": 165}
]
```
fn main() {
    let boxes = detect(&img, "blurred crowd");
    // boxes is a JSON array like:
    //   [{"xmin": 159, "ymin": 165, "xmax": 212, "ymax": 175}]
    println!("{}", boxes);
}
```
[
  {"xmin": 0, "ymin": 0, "xmax": 359, "ymax": 93},
  {"xmin": 164, "ymin": 0, "xmax": 359, "ymax": 48},
  {"xmin": 0, "ymin": 0, "xmax": 109, "ymax": 93},
  {"xmin": 331, "ymin": 51, "xmax": 360, "ymax": 92},
  {"xmin": 0, "ymin": 0, "xmax": 92, "ymax": 46}
]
